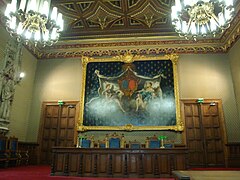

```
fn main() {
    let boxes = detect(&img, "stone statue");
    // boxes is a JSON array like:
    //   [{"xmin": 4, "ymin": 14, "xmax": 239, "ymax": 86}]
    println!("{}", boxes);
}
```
[
  {"xmin": 0, "ymin": 59, "xmax": 16, "ymax": 120},
  {"xmin": 0, "ymin": 40, "xmax": 22, "ymax": 134}
]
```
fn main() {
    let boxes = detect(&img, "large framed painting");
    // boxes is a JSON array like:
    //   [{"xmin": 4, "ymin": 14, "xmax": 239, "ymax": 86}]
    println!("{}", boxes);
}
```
[{"xmin": 78, "ymin": 54, "xmax": 183, "ymax": 132}]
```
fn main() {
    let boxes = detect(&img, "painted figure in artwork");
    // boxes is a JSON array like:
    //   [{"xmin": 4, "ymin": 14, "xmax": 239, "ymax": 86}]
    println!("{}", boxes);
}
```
[
  {"xmin": 135, "ymin": 93, "xmax": 146, "ymax": 112},
  {"xmin": 102, "ymin": 83, "xmax": 114, "ymax": 98},
  {"xmin": 84, "ymin": 61, "xmax": 176, "ymax": 127},
  {"xmin": 102, "ymin": 83, "xmax": 125, "ymax": 113}
]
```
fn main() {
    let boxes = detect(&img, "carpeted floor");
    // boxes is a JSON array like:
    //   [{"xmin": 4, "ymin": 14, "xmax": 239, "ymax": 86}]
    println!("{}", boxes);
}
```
[{"xmin": 0, "ymin": 166, "xmax": 174, "ymax": 180}]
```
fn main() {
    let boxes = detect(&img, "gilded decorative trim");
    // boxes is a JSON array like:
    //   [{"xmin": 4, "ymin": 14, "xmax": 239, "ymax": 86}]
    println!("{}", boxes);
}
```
[
  {"xmin": 40, "ymin": 45, "xmax": 226, "ymax": 59},
  {"xmin": 26, "ymin": 8, "xmax": 240, "ymax": 59}
]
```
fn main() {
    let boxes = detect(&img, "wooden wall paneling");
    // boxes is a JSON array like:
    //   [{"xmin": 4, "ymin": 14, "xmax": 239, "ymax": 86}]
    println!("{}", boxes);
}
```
[
  {"xmin": 68, "ymin": 153, "xmax": 79, "ymax": 174},
  {"xmin": 159, "ymin": 154, "xmax": 169, "ymax": 175},
  {"xmin": 128, "ymin": 153, "xmax": 138, "ymax": 175},
  {"xmin": 201, "ymin": 102, "xmax": 226, "ymax": 167},
  {"xmin": 58, "ymin": 105, "xmax": 77, "ymax": 147},
  {"xmin": 226, "ymin": 143, "xmax": 240, "ymax": 167},
  {"xmin": 53, "ymin": 152, "xmax": 65, "ymax": 175},
  {"xmin": 113, "ymin": 153, "xmax": 124, "ymax": 176},
  {"xmin": 98, "ymin": 154, "xmax": 108, "ymax": 175},
  {"xmin": 181, "ymin": 102, "xmax": 205, "ymax": 167},
  {"xmin": 18, "ymin": 142, "xmax": 39, "ymax": 165},
  {"xmin": 144, "ymin": 154, "xmax": 153, "ymax": 175},
  {"xmin": 41, "ymin": 105, "xmax": 60, "ymax": 164},
  {"xmin": 38, "ymin": 101, "xmax": 79, "ymax": 164},
  {"xmin": 181, "ymin": 99, "xmax": 227, "ymax": 168}
]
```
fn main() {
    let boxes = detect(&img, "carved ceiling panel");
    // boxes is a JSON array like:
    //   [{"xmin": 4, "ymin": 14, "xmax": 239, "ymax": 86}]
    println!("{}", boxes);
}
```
[{"xmin": 52, "ymin": 0, "xmax": 175, "ymax": 40}]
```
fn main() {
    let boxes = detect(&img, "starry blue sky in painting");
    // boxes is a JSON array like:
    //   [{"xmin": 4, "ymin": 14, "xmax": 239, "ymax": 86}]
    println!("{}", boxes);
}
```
[{"xmin": 83, "ymin": 60, "xmax": 176, "ymax": 126}]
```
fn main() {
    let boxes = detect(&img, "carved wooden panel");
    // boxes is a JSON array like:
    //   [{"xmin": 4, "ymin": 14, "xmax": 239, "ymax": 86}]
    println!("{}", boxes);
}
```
[
  {"xmin": 227, "ymin": 143, "xmax": 240, "ymax": 167},
  {"xmin": 181, "ymin": 99, "xmax": 227, "ymax": 168},
  {"xmin": 51, "ymin": 148, "xmax": 188, "ymax": 178},
  {"xmin": 38, "ymin": 101, "xmax": 79, "ymax": 164},
  {"xmin": 98, "ymin": 154, "xmax": 108, "ymax": 174},
  {"xmin": 129, "ymin": 154, "xmax": 138, "ymax": 173},
  {"xmin": 51, "ymin": 0, "xmax": 175, "ymax": 40}
]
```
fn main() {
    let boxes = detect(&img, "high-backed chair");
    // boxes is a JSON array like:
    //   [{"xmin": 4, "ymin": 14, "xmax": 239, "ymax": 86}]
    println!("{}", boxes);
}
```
[
  {"xmin": 79, "ymin": 135, "xmax": 94, "ymax": 148},
  {"xmin": 8, "ymin": 136, "xmax": 19, "ymax": 166},
  {"xmin": 129, "ymin": 140, "xmax": 141, "ymax": 149},
  {"xmin": 109, "ymin": 137, "xmax": 120, "ymax": 148},
  {"xmin": 97, "ymin": 134, "xmax": 109, "ymax": 148},
  {"xmin": 81, "ymin": 139, "xmax": 91, "ymax": 148},
  {"xmin": 145, "ymin": 135, "xmax": 160, "ymax": 148},
  {"xmin": 97, "ymin": 140, "xmax": 107, "ymax": 148},
  {"xmin": 108, "ymin": 132, "xmax": 121, "ymax": 148},
  {"xmin": 0, "ymin": 135, "xmax": 8, "ymax": 167}
]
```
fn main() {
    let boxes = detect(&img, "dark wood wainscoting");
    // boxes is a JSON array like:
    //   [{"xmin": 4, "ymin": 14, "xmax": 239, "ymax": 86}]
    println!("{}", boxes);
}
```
[
  {"xmin": 227, "ymin": 143, "xmax": 240, "ymax": 167},
  {"xmin": 181, "ymin": 99, "xmax": 227, "ymax": 168},
  {"xmin": 38, "ymin": 101, "xmax": 79, "ymax": 164},
  {"xmin": 51, "ymin": 147, "xmax": 188, "ymax": 178},
  {"xmin": 18, "ymin": 142, "xmax": 39, "ymax": 165}
]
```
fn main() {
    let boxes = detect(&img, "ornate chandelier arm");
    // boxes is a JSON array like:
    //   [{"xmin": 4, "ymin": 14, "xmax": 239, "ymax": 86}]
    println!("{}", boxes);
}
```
[
  {"xmin": 171, "ymin": 0, "xmax": 235, "ymax": 40},
  {"xmin": 186, "ymin": 17, "xmax": 194, "ymax": 33},
  {"xmin": 3, "ymin": 0, "xmax": 64, "ymax": 47},
  {"xmin": 210, "ymin": 13, "xmax": 221, "ymax": 27}
]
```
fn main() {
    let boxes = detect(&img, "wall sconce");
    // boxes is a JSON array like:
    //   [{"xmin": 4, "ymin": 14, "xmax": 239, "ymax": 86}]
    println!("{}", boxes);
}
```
[{"xmin": 16, "ymin": 72, "xmax": 25, "ymax": 84}]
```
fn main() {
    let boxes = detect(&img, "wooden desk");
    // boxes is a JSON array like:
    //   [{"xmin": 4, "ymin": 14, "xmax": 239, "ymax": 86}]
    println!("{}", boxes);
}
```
[{"xmin": 51, "ymin": 147, "xmax": 188, "ymax": 178}]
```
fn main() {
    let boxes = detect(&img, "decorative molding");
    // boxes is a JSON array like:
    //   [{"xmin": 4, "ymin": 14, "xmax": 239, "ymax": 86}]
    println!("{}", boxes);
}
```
[
  {"xmin": 5, "ymin": 0, "xmax": 239, "ymax": 59},
  {"xmin": 113, "ymin": 52, "xmax": 144, "ymax": 63},
  {"xmin": 39, "ymin": 42, "xmax": 227, "ymax": 59}
]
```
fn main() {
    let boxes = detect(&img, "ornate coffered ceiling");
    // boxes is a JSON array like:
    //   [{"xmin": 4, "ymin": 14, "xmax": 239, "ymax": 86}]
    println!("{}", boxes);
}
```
[
  {"xmin": 1, "ymin": 0, "xmax": 240, "ymax": 59},
  {"xmin": 53, "ymin": 0, "xmax": 174, "ymax": 40}
]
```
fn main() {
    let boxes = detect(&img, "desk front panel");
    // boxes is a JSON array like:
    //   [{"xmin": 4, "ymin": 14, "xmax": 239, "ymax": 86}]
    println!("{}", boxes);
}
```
[{"xmin": 51, "ymin": 148, "xmax": 188, "ymax": 178}]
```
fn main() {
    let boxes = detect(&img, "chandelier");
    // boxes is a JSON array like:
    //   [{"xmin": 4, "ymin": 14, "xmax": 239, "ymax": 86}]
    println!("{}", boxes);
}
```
[
  {"xmin": 4, "ymin": 0, "xmax": 64, "ymax": 47},
  {"xmin": 171, "ymin": 0, "xmax": 234, "ymax": 40}
]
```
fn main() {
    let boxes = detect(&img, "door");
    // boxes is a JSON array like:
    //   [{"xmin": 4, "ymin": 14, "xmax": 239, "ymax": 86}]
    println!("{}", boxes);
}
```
[
  {"xmin": 38, "ymin": 101, "xmax": 79, "ymax": 164},
  {"xmin": 181, "ymin": 99, "xmax": 227, "ymax": 168}
]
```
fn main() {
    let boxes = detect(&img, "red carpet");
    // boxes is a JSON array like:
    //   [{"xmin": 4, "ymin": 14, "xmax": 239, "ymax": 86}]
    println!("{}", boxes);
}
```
[{"xmin": 0, "ymin": 166, "xmax": 174, "ymax": 180}]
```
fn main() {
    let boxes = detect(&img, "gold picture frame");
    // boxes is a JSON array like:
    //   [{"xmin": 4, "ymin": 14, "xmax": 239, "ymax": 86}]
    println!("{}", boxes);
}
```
[{"xmin": 78, "ymin": 53, "xmax": 183, "ymax": 132}]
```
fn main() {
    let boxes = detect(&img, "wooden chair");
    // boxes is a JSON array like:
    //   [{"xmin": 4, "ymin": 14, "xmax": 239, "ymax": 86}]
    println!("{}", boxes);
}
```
[
  {"xmin": 97, "ymin": 140, "xmax": 107, "ymax": 148},
  {"xmin": 107, "ymin": 132, "xmax": 127, "ymax": 148},
  {"xmin": 79, "ymin": 135, "xmax": 94, "ymax": 148},
  {"xmin": 109, "ymin": 133, "xmax": 121, "ymax": 148},
  {"xmin": 145, "ymin": 135, "xmax": 160, "ymax": 148},
  {"xmin": 81, "ymin": 139, "xmax": 91, "ymax": 148},
  {"xmin": 0, "ymin": 135, "xmax": 8, "ymax": 167},
  {"xmin": 8, "ymin": 136, "xmax": 20, "ymax": 166},
  {"xmin": 129, "ymin": 140, "xmax": 141, "ymax": 149},
  {"xmin": 97, "ymin": 134, "xmax": 109, "ymax": 148}
]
